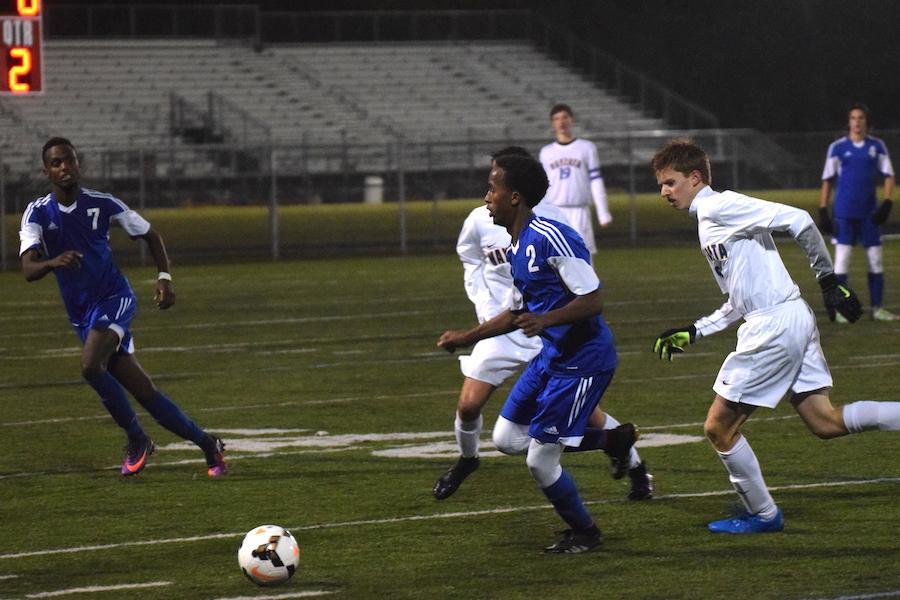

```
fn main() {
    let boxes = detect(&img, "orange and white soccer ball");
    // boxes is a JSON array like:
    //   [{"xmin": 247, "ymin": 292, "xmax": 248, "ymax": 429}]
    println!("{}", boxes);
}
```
[{"xmin": 238, "ymin": 525, "xmax": 300, "ymax": 586}]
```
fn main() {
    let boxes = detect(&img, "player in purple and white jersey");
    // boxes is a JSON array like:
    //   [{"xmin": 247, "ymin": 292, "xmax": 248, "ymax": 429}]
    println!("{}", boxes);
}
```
[
  {"xmin": 19, "ymin": 137, "xmax": 227, "ymax": 478},
  {"xmin": 539, "ymin": 104, "xmax": 611, "ymax": 254},
  {"xmin": 819, "ymin": 103, "xmax": 896, "ymax": 321},
  {"xmin": 433, "ymin": 147, "xmax": 652, "ymax": 502},
  {"xmin": 652, "ymin": 139, "xmax": 900, "ymax": 535},
  {"xmin": 437, "ymin": 154, "xmax": 637, "ymax": 554}
]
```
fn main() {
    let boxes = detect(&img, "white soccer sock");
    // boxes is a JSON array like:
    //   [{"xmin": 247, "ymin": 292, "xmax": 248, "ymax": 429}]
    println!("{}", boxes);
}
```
[
  {"xmin": 717, "ymin": 435, "xmax": 778, "ymax": 520},
  {"xmin": 602, "ymin": 413, "xmax": 642, "ymax": 469},
  {"xmin": 843, "ymin": 401, "xmax": 900, "ymax": 432},
  {"xmin": 455, "ymin": 413, "xmax": 483, "ymax": 458}
]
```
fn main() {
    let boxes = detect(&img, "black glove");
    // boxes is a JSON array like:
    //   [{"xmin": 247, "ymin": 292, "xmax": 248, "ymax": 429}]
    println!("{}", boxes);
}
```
[
  {"xmin": 653, "ymin": 325, "xmax": 697, "ymax": 361},
  {"xmin": 872, "ymin": 199, "xmax": 893, "ymax": 225},
  {"xmin": 818, "ymin": 273, "xmax": 863, "ymax": 323},
  {"xmin": 818, "ymin": 207, "xmax": 833, "ymax": 235}
]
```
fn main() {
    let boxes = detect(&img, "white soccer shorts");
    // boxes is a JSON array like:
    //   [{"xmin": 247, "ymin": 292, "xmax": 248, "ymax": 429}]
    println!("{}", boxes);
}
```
[
  {"xmin": 557, "ymin": 206, "xmax": 597, "ymax": 254},
  {"xmin": 713, "ymin": 298, "xmax": 833, "ymax": 408},
  {"xmin": 459, "ymin": 329, "xmax": 542, "ymax": 387}
]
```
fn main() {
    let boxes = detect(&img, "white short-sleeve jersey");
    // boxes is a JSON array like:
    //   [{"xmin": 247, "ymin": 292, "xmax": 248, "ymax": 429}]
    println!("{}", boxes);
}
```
[
  {"xmin": 539, "ymin": 139, "xmax": 601, "ymax": 208},
  {"xmin": 690, "ymin": 186, "xmax": 819, "ymax": 317},
  {"xmin": 456, "ymin": 202, "xmax": 569, "ymax": 323}
]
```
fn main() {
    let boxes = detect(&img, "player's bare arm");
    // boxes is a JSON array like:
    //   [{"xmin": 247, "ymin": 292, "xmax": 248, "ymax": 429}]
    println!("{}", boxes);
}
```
[
  {"xmin": 514, "ymin": 288, "xmax": 604, "ymax": 337},
  {"xmin": 21, "ymin": 248, "xmax": 83, "ymax": 282},
  {"xmin": 141, "ymin": 228, "xmax": 175, "ymax": 310},
  {"xmin": 437, "ymin": 309, "xmax": 518, "ymax": 353}
]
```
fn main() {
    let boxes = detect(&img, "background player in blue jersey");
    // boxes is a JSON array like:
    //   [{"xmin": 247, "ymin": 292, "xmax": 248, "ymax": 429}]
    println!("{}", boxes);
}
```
[
  {"xmin": 19, "ymin": 137, "xmax": 228, "ymax": 478},
  {"xmin": 437, "ymin": 154, "xmax": 636, "ymax": 554},
  {"xmin": 819, "ymin": 103, "xmax": 897, "ymax": 322}
]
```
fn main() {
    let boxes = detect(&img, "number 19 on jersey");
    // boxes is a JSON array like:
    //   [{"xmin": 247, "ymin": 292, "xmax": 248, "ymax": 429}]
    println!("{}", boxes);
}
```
[{"xmin": 1, "ymin": 0, "xmax": 42, "ymax": 94}]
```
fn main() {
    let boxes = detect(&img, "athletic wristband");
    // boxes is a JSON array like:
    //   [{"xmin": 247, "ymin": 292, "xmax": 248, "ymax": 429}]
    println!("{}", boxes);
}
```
[{"xmin": 157, "ymin": 272, "xmax": 172, "ymax": 281}]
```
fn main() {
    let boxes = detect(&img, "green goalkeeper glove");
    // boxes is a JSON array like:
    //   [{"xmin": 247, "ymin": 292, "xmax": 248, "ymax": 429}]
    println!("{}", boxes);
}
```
[
  {"xmin": 818, "ymin": 273, "xmax": 863, "ymax": 323},
  {"xmin": 653, "ymin": 325, "xmax": 697, "ymax": 361}
]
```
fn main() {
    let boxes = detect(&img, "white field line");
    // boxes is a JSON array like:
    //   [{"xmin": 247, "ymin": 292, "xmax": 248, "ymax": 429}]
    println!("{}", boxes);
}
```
[
  {"xmin": 211, "ymin": 592, "xmax": 334, "ymax": 600},
  {"xmin": 24, "ymin": 581, "xmax": 173, "ymax": 598},
  {"xmin": 2, "ymin": 390, "xmax": 460, "ymax": 427},
  {"xmin": 0, "ymin": 309, "xmax": 434, "ymax": 342},
  {"xmin": 0, "ymin": 574, "xmax": 19, "ymax": 580},
  {"xmin": 0, "ymin": 414, "xmax": 791, "ymax": 480},
  {"xmin": 1, "ymin": 476, "xmax": 898, "ymax": 561},
  {"xmin": 2, "ymin": 353, "xmax": 897, "ymax": 395}
]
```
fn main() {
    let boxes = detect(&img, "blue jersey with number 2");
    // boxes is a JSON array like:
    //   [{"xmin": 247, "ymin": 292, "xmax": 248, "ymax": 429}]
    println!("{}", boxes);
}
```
[{"xmin": 508, "ymin": 215, "xmax": 616, "ymax": 376}]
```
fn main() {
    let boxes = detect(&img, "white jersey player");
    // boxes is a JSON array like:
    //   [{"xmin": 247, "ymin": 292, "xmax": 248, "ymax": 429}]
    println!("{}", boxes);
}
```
[
  {"xmin": 652, "ymin": 139, "xmax": 900, "ymax": 534},
  {"xmin": 432, "ymin": 146, "xmax": 652, "ymax": 502},
  {"xmin": 539, "ymin": 104, "xmax": 611, "ymax": 254}
]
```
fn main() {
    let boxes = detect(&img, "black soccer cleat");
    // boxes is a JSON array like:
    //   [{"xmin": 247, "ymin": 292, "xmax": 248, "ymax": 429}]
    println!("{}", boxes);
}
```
[
  {"xmin": 543, "ymin": 526, "xmax": 604, "ymax": 554},
  {"xmin": 605, "ymin": 423, "xmax": 638, "ymax": 480},
  {"xmin": 202, "ymin": 435, "xmax": 228, "ymax": 478},
  {"xmin": 627, "ymin": 461, "xmax": 654, "ymax": 501},
  {"xmin": 121, "ymin": 436, "xmax": 154, "ymax": 476},
  {"xmin": 432, "ymin": 456, "xmax": 479, "ymax": 500}
]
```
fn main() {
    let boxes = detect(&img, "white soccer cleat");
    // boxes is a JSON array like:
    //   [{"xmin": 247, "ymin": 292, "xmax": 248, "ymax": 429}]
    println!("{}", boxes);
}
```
[{"xmin": 873, "ymin": 307, "xmax": 900, "ymax": 321}]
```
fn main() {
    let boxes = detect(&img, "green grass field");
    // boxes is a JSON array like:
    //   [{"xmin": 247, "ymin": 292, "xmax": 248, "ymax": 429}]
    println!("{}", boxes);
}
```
[
  {"xmin": 0, "ymin": 234, "xmax": 898, "ymax": 599},
  {"xmin": 2, "ymin": 189, "xmax": 858, "ymax": 263}
]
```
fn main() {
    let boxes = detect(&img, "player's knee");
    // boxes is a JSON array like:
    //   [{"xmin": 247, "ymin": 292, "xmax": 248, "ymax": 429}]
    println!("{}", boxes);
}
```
[
  {"xmin": 807, "ymin": 416, "xmax": 845, "ymax": 440},
  {"xmin": 703, "ymin": 418, "xmax": 741, "ymax": 451},
  {"xmin": 703, "ymin": 418, "xmax": 725, "ymax": 447},
  {"xmin": 457, "ymin": 384, "xmax": 492, "ymax": 420},
  {"xmin": 456, "ymin": 401, "xmax": 482, "ymax": 422},
  {"xmin": 525, "ymin": 445, "xmax": 562, "ymax": 487},
  {"xmin": 492, "ymin": 418, "xmax": 528, "ymax": 455},
  {"xmin": 81, "ymin": 363, "xmax": 106, "ymax": 381}
]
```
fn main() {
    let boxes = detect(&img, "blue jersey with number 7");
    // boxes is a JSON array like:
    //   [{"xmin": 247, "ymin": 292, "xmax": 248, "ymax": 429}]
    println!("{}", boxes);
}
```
[{"xmin": 19, "ymin": 188, "xmax": 150, "ymax": 326}]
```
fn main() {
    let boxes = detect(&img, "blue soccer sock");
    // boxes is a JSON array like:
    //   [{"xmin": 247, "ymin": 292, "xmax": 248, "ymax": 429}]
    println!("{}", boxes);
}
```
[
  {"xmin": 868, "ymin": 272, "xmax": 884, "ymax": 307},
  {"xmin": 541, "ymin": 470, "xmax": 594, "ymax": 531},
  {"xmin": 139, "ymin": 390, "xmax": 207, "ymax": 446},
  {"xmin": 85, "ymin": 371, "xmax": 144, "ymax": 440}
]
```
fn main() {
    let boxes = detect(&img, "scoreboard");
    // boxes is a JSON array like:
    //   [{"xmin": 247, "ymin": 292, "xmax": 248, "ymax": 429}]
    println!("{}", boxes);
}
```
[{"xmin": 0, "ymin": 0, "xmax": 41, "ymax": 94}]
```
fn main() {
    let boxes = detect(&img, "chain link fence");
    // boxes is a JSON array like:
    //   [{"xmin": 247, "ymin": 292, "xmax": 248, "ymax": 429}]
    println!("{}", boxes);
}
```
[{"xmin": 3, "ymin": 128, "xmax": 897, "ymax": 268}]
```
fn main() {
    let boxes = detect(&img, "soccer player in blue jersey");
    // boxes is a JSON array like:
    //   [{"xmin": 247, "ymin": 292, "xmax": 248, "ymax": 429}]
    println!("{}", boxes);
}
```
[
  {"xmin": 437, "ymin": 154, "xmax": 636, "ymax": 554},
  {"xmin": 19, "ymin": 137, "xmax": 228, "ymax": 478},
  {"xmin": 819, "ymin": 103, "xmax": 897, "ymax": 321}
]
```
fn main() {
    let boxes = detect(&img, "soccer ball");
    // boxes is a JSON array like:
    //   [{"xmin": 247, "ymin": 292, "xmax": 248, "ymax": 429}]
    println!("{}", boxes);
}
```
[{"xmin": 238, "ymin": 525, "xmax": 300, "ymax": 586}]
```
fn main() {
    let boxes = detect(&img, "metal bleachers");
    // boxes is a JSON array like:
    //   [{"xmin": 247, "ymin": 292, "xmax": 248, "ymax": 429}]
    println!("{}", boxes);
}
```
[{"xmin": 0, "ymin": 39, "xmax": 665, "ymax": 177}]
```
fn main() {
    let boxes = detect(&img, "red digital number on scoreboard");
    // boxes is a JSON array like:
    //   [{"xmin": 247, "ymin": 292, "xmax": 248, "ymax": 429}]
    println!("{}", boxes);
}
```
[{"xmin": 1, "ymin": 0, "xmax": 42, "ymax": 94}]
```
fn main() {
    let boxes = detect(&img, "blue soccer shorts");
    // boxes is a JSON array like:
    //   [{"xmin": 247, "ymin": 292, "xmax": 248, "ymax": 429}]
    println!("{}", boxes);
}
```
[
  {"xmin": 499, "ymin": 359, "xmax": 615, "ymax": 447},
  {"xmin": 74, "ymin": 293, "xmax": 137, "ymax": 355},
  {"xmin": 834, "ymin": 217, "xmax": 881, "ymax": 248}
]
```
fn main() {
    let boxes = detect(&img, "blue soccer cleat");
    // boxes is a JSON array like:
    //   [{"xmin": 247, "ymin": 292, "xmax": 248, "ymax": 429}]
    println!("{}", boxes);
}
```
[{"xmin": 708, "ymin": 508, "xmax": 784, "ymax": 534}]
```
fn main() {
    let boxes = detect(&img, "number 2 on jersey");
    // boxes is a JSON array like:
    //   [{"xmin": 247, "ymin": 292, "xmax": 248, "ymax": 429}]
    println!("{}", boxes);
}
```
[{"xmin": 526, "ymin": 245, "xmax": 539, "ymax": 272}]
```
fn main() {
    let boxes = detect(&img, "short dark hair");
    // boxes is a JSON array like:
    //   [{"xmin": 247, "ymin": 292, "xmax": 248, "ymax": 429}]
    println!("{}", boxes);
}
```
[
  {"xmin": 848, "ymin": 102, "xmax": 870, "ymax": 122},
  {"xmin": 549, "ymin": 103, "xmax": 573, "ymax": 119},
  {"xmin": 651, "ymin": 138, "xmax": 711, "ymax": 185},
  {"xmin": 493, "ymin": 154, "xmax": 549, "ymax": 208},
  {"xmin": 42, "ymin": 137, "xmax": 76, "ymax": 165},
  {"xmin": 491, "ymin": 145, "xmax": 532, "ymax": 160}
]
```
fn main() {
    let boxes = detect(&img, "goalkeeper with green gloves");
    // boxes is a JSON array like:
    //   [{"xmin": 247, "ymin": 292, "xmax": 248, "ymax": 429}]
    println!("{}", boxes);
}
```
[{"xmin": 651, "ymin": 139, "xmax": 900, "ymax": 535}]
